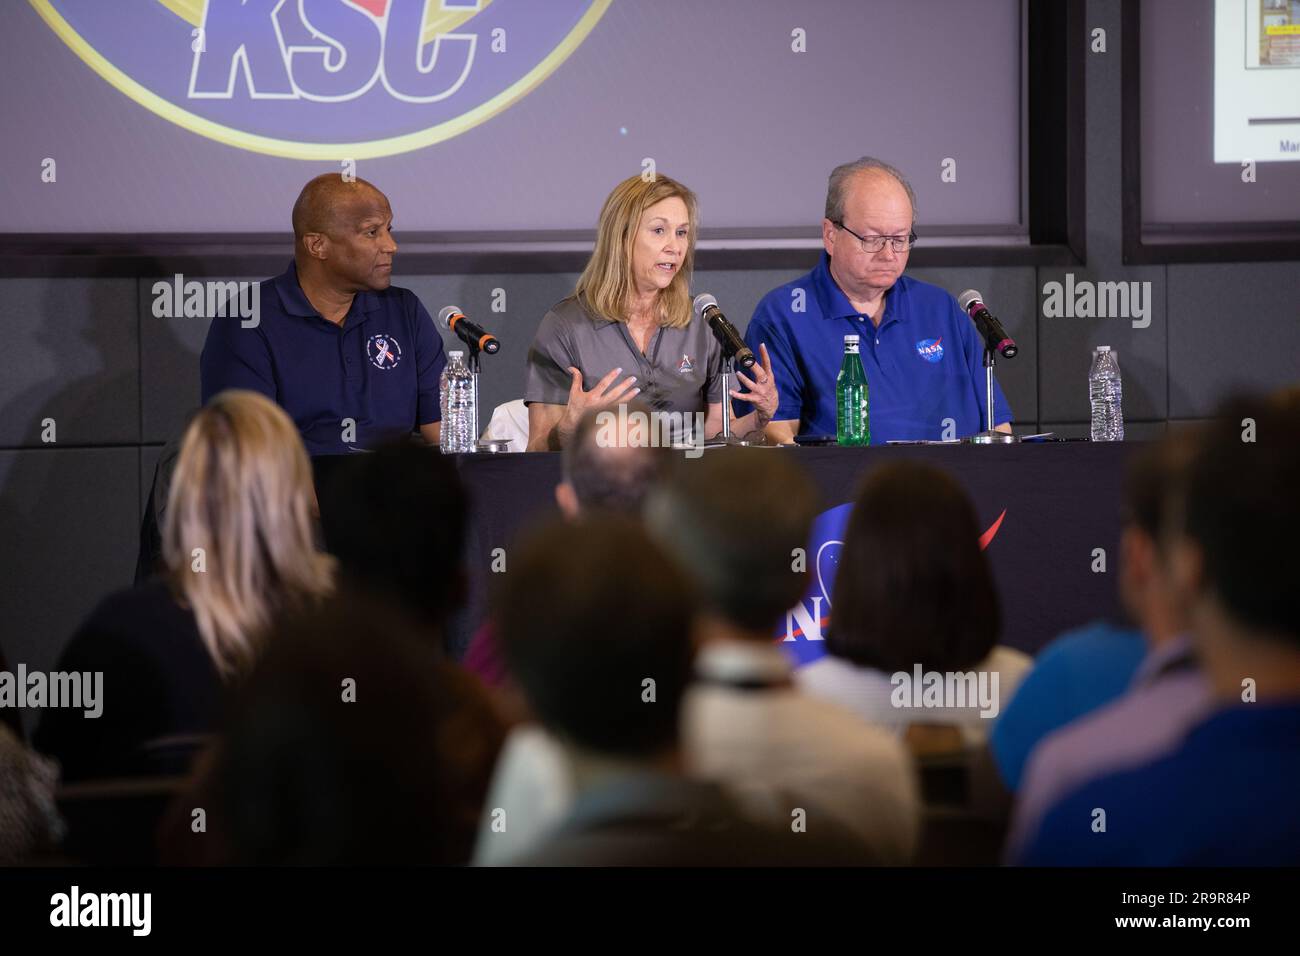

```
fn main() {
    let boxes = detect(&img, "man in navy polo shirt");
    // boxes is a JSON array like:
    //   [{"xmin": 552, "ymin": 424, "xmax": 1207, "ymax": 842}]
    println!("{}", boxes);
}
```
[
  {"xmin": 200, "ymin": 174, "xmax": 445, "ymax": 455},
  {"xmin": 742, "ymin": 157, "xmax": 1011, "ymax": 444}
]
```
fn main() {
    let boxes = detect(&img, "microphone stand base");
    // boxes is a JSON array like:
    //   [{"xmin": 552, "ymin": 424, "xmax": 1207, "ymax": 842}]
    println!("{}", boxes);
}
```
[{"xmin": 968, "ymin": 431, "xmax": 1018, "ymax": 445}]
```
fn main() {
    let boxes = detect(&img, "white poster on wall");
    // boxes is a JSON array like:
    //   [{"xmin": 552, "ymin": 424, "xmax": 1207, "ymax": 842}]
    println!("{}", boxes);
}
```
[{"xmin": 1215, "ymin": 0, "xmax": 1300, "ymax": 161}]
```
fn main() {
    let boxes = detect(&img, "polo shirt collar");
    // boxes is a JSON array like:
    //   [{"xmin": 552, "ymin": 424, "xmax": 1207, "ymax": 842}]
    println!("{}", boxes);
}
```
[
  {"xmin": 574, "ymin": 296, "xmax": 619, "ymax": 328},
  {"xmin": 695, "ymin": 638, "xmax": 793, "ymax": 688},
  {"xmin": 813, "ymin": 252, "xmax": 907, "ymax": 328},
  {"xmin": 1132, "ymin": 633, "xmax": 1196, "ymax": 687},
  {"xmin": 275, "ymin": 260, "xmax": 383, "ymax": 321}
]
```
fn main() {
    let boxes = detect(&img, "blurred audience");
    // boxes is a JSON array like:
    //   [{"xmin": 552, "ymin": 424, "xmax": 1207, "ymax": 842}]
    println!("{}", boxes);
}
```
[
  {"xmin": 989, "ymin": 435, "xmax": 1200, "ymax": 791},
  {"xmin": 987, "ymin": 625, "xmax": 1145, "ymax": 793},
  {"xmin": 797, "ymin": 461, "xmax": 1030, "ymax": 742},
  {"xmin": 1018, "ymin": 397, "xmax": 1300, "ymax": 864},
  {"xmin": 0, "ymin": 725, "xmax": 63, "ymax": 864},
  {"xmin": 163, "ymin": 596, "xmax": 504, "ymax": 865},
  {"xmin": 1004, "ymin": 432, "xmax": 1207, "ymax": 858},
  {"xmin": 484, "ymin": 517, "xmax": 871, "ymax": 865},
  {"xmin": 646, "ymin": 450, "xmax": 920, "ymax": 863},
  {"xmin": 463, "ymin": 404, "xmax": 673, "ymax": 688},
  {"xmin": 35, "ymin": 390, "xmax": 333, "ymax": 782},
  {"xmin": 317, "ymin": 440, "xmax": 469, "ymax": 651}
]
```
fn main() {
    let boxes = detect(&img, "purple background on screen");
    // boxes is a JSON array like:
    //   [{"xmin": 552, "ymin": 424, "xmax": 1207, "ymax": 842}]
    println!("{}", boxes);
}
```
[{"xmin": 0, "ymin": 0, "xmax": 1022, "ymax": 234}]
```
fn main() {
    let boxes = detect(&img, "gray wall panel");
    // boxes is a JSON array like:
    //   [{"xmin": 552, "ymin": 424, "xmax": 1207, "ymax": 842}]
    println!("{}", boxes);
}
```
[
  {"xmin": 1167, "ymin": 263, "xmax": 1300, "ymax": 418},
  {"xmin": 139, "ymin": 276, "xmax": 253, "ymax": 445},
  {"xmin": 0, "ymin": 447, "xmax": 138, "ymax": 735},
  {"xmin": 0, "ymin": 278, "xmax": 139, "ymax": 447},
  {"xmin": 140, "ymin": 444, "xmax": 163, "ymax": 521}
]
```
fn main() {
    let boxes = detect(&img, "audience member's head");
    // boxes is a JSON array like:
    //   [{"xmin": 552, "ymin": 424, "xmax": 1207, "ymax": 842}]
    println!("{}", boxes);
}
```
[
  {"xmin": 494, "ymin": 516, "xmax": 696, "ymax": 759},
  {"xmin": 162, "ymin": 389, "xmax": 333, "ymax": 677},
  {"xmin": 1118, "ymin": 429, "xmax": 1200, "ymax": 643},
  {"xmin": 828, "ymin": 461, "xmax": 1000, "ymax": 673},
  {"xmin": 198, "ymin": 596, "xmax": 504, "ymax": 864},
  {"xmin": 645, "ymin": 449, "xmax": 818, "ymax": 635},
  {"xmin": 556, "ymin": 403, "xmax": 674, "ymax": 518},
  {"xmin": 1166, "ymin": 396, "xmax": 1300, "ymax": 696},
  {"xmin": 319, "ymin": 441, "xmax": 469, "ymax": 637}
]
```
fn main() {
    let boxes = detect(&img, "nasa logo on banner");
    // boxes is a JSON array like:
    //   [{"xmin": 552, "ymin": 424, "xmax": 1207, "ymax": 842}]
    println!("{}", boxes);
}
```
[
  {"xmin": 33, "ymin": 0, "xmax": 612, "ymax": 159},
  {"xmin": 778, "ymin": 503, "xmax": 1008, "ymax": 668}
]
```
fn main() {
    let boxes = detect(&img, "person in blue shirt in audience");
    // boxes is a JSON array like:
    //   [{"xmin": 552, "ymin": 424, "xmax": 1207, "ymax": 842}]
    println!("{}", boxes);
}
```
[
  {"xmin": 201, "ymin": 174, "xmax": 446, "ymax": 455},
  {"xmin": 990, "ymin": 431, "xmax": 1205, "ymax": 792},
  {"xmin": 1018, "ymin": 397, "xmax": 1300, "ymax": 865},
  {"xmin": 740, "ymin": 157, "xmax": 1012, "ymax": 444},
  {"xmin": 989, "ymin": 624, "xmax": 1144, "ymax": 793}
]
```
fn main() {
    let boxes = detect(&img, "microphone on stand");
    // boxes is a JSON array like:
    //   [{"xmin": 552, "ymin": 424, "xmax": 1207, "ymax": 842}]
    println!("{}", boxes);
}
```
[
  {"xmin": 438, "ymin": 306, "xmax": 501, "ymax": 355},
  {"xmin": 958, "ymin": 290, "xmax": 1017, "ymax": 359},
  {"xmin": 693, "ymin": 293, "xmax": 756, "ymax": 370}
]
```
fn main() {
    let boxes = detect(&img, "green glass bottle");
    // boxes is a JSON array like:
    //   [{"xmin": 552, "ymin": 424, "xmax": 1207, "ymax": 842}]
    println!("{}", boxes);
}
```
[{"xmin": 836, "ymin": 334, "xmax": 870, "ymax": 446}]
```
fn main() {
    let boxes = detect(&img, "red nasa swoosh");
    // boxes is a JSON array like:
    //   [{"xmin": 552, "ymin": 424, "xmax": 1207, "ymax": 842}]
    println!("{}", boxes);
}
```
[
  {"xmin": 979, "ymin": 509, "xmax": 1007, "ymax": 550},
  {"xmin": 352, "ymin": 0, "xmax": 389, "ymax": 17},
  {"xmin": 784, "ymin": 509, "xmax": 1009, "ymax": 639}
]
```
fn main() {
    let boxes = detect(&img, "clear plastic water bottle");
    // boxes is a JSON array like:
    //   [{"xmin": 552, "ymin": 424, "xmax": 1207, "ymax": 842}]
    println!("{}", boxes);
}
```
[
  {"xmin": 1089, "ymin": 346, "xmax": 1125, "ymax": 442},
  {"xmin": 439, "ymin": 351, "xmax": 475, "ymax": 453},
  {"xmin": 836, "ymin": 334, "xmax": 870, "ymax": 446}
]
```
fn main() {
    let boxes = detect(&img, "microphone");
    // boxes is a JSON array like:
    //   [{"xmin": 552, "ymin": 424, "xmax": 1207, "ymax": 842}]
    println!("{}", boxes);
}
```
[
  {"xmin": 438, "ymin": 305, "xmax": 500, "ymax": 355},
  {"xmin": 693, "ymin": 294, "xmax": 756, "ymax": 370},
  {"xmin": 958, "ymin": 290, "xmax": 1018, "ymax": 359}
]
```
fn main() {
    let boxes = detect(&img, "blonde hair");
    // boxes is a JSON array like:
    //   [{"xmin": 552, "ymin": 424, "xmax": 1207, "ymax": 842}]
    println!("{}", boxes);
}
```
[
  {"xmin": 574, "ymin": 174, "xmax": 699, "ymax": 330},
  {"xmin": 162, "ymin": 390, "xmax": 334, "ymax": 678}
]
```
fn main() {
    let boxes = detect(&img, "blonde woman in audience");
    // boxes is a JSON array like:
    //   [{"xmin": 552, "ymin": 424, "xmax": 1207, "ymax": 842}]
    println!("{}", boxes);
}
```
[{"xmin": 35, "ymin": 390, "xmax": 334, "ymax": 782}]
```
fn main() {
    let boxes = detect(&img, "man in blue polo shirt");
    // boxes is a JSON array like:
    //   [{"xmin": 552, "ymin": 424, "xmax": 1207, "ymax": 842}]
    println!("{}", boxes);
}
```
[
  {"xmin": 742, "ymin": 157, "xmax": 1011, "ymax": 443},
  {"xmin": 201, "ymin": 174, "xmax": 445, "ymax": 455}
]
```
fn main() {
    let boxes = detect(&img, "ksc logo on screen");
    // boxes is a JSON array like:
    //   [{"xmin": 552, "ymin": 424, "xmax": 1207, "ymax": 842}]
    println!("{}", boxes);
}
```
[{"xmin": 32, "ymin": 0, "xmax": 612, "ymax": 159}]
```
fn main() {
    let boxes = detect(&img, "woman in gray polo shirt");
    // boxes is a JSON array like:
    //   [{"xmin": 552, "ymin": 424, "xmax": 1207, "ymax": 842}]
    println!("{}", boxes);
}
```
[{"xmin": 524, "ymin": 174, "xmax": 778, "ymax": 450}]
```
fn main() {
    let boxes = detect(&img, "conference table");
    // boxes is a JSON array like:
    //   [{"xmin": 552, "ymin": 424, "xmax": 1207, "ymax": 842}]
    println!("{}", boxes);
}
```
[{"xmin": 446, "ymin": 441, "xmax": 1138, "ymax": 661}]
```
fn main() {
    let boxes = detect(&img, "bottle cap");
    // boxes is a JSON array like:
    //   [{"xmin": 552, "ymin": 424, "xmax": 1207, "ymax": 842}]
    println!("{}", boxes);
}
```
[
  {"xmin": 844, "ymin": 334, "xmax": 860, "ymax": 345},
  {"xmin": 449, "ymin": 350, "xmax": 464, "ymax": 358},
  {"xmin": 1095, "ymin": 345, "xmax": 1111, "ymax": 352}
]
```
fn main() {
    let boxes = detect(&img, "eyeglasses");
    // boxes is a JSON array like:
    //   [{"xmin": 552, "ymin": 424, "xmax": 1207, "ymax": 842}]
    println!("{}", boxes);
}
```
[{"xmin": 832, "ymin": 221, "xmax": 917, "ymax": 254}]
